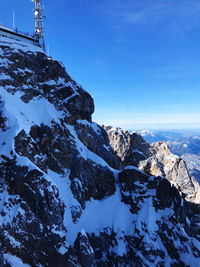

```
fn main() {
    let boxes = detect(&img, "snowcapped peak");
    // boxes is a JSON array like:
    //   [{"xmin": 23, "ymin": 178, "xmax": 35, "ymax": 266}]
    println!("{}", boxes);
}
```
[
  {"xmin": 0, "ymin": 42, "xmax": 94, "ymax": 130},
  {"xmin": 0, "ymin": 36, "xmax": 200, "ymax": 267}
]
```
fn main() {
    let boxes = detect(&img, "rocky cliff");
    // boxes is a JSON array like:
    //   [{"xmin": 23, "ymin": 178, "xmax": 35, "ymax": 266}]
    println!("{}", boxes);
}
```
[
  {"xmin": 104, "ymin": 126, "xmax": 199, "ymax": 204},
  {"xmin": 0, "ymin": 39, "xmax": 200, "ymax": 266}
]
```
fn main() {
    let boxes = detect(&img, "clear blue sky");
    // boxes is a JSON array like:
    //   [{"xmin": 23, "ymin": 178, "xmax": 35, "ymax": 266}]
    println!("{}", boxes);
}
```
[{"xmin": 1, "ymin": 0, "xmax": 200, "ymax": 130}]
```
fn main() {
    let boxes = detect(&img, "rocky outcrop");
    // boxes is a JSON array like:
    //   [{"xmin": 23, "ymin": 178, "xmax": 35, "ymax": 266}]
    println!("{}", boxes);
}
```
[
  {"xmin": 0, "ymin": 96, "xmax": 8, "ymax": 132},
  {"xmin": 74, "ymin": 230, "xmax": 96, "ymax": 267},
  {"xmin": 189, "ymin": 168, "xmax": 200, "ymax": 203},
  {"xmin": 103, "ymin": 126, "xmax": 150, "ymax": 167},
  {"xmin": 117, "ymin": 167, "xmax": 196, "ymax": 266},
  {"xmin": 75, "ymin": 121, "xmax": 120, "ymax": 169},
  {"xmin": 0, "ymin": 46, "xmax": 94, "ymax": 123},
  {"xmin": 140, "ymin": 141, "xmax": 197, "ymax": 203},
  {"xmin": 14, "ymin": 123, "xmax": 78, "ymax": 174},
  {"xmin": 0, "ymin": 155, "xmax": 69, "ymax": 266},
  {"xmin": 0, "ymin": 40, "xmax": 200, "ymax": 266},
  {"xmin": 104, "ymin": 126, "xmax": 198, "ymax": 204},
  {"xmin": 0, "ymin": 42, "xmax": 117, "ymax": 266}
]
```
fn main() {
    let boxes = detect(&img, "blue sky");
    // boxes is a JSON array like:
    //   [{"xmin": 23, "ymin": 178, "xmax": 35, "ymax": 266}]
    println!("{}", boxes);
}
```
[{"xmin": 1, "ymin": 0, "xmax": 200, "ymax": 130}]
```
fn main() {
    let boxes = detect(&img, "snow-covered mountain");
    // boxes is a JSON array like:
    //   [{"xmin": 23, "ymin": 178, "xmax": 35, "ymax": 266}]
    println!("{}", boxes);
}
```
[
  {"xmin": 139, "ymin": 130, "xmax": 185, "ymax": 143},
  {"xmin": 168, "ymin": 136, "xmax": 200, "ymax": 157},
  {"xmin": 139, "ymin": 129, "xmax": 200, "ymax": 181},
  {"xmin": 0, "ymin": 39, "xmax": 200, "ymax": 266},
  {"xmin": 139, "ymin": 129, "xmax": 200, "ymax": 156}
]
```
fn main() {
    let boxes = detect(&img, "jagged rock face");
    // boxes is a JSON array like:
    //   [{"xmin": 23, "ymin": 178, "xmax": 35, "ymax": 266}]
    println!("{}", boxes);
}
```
[
  {"xmin": 74, "ymin": 230, "xmax": 97, "ymax": 267},
  {"xmin": 0, "ymin": 96, "xmax": 8, "ymax": 132},
  {"xmin": 0, "ymin": 156, "xmax": 69, "ymax": 266},
  {"xmin": 14, "ymin": 123, "xmax": 78, "ymax": 174},
  {"xmin": 81, "ymin": 168, "xmax": 200, "ymax": 266},
  {"xmin": 189, "ymin": 169, "xmax": 200, "ymax": 203},
  {"xmin": 0, "ymin": 41, "xmax": 200, "ymax": 266},
  {"xmin": 75, "ymin": 121, "xmax": 120, "ymax": 169},
  {"xmin": 0, "ymin": 42, "xmax": 117, "ymax": 266},
  {"xmin": 14, "ymin": 122, "xmax": 116, "ymax": 211},
  {"xmin": 103, "ymin": 126, "xmax": 150, "ymax": 167},
  {"xmin": 0, "ymin": 46, "xmax": 94, "ymax": 122},
  {"xmin": 117, "ymin": 168, "xmax": 200, "ymax": 266},
  {"xmin": 139, "ymin": 141, "xmax": 197, "ymax": 203},
  {"xmin": 104, "ymin": 126, "xmax": 198, "ymax": 204}
]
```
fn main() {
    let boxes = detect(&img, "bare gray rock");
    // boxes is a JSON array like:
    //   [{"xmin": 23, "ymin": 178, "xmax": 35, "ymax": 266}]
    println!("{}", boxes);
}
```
[
  {"xmin": 139, "ymin": 142, "xmax": 197, "ymax": 203},
  {"xmin": 104, "ymin": 126, "xmax": 199, "ymax": 203},
  {"xmin": 103, "ymin": 126, "xmax": 150, "ymax": 167}
]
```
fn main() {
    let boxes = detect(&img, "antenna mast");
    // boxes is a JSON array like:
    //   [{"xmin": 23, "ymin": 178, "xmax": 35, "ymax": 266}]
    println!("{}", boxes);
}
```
[{"xmin": 32, "ymin": 0, "xmax": 45, "ymax": 51}]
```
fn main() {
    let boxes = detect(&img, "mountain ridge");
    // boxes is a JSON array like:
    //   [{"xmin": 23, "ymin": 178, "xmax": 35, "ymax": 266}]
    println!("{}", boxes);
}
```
[{"xmin": 0, "ymin": 40, "xmax": 200, "ymax": 266}]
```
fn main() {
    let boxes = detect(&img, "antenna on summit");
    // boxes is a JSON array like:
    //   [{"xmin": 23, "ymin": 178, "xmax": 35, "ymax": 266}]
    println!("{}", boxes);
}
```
[{"xmin": 31, "ymin": 0, "xmax": 45, "ymax": 51}]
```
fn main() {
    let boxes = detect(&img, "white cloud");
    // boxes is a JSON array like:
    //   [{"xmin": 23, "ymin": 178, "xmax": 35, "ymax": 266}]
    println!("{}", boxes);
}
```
[{"xmin": 96, "ymin": 0, "xmax": 200, "ymax": 32}]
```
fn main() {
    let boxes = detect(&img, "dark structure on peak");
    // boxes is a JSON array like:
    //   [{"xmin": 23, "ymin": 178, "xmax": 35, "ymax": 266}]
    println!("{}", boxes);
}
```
[
  {"xmin": 0, "ymin": 0, "xmax": 45, "ymax": 50},
  {"xmin": 32, "ymin": 0, "xmax": 46, "ymax": 51}
]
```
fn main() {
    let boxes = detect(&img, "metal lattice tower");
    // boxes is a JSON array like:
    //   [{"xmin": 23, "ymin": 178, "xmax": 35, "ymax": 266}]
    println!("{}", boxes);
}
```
[{"xmin": 32, "ymin": 0, "xmax": 45, "ymax": 51}]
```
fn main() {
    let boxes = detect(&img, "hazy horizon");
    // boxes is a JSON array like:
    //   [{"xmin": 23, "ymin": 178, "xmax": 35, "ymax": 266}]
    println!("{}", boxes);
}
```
[{"xmin": 98, "ymin": 122, "xmax": 200, "ymax": 133}]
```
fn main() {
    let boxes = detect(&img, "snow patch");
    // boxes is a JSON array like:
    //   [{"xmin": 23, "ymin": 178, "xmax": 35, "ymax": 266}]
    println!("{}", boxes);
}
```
[
  {"xmin": 4, "ymin": 253, "xmax": 31, "ymax": 267},
  {"xmin": 0, "ymin": 88, "xmax": 63, "ymax": 134}
]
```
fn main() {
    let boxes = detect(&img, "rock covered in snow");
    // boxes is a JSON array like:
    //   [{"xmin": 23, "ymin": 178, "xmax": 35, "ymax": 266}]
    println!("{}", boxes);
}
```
[
  {"xmin": 0, "ymin": 39, "xmax": 200, "ymax": 266},
  {"xmin": 0, "ymin": 40, "xmax": 117, "ymax": 266},
  {"xmin": 104, "ymin": 126, "xmax": 199, "ymax": 204},
  {"xmin": 103, "ymin": 126, "xmax": 150, "ymax": 168},
  {"xmin": 139, "ymin": 141, "xmax": 197, "ymax": 203},
  {"xmin": 0, "ymin": 44, "xmax": 94, "ymax": 123}
]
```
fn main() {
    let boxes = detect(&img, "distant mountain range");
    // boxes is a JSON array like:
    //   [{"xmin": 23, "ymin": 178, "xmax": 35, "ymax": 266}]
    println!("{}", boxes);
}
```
[
  {"xmin": 169, "ymin": 136, "xmax": 200, "ymax": 157},
  {"xmin": 138, "ymin": 129, "xmax": 200, "ymax": 172},
  {"xmin": 138, "ymin": 129, "xmax": 185, "ymax": 143}
]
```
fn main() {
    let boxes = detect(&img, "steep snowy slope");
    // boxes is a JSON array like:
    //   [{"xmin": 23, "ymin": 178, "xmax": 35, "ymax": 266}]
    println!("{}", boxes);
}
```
[{"xmin": 0, "ymin": 39, "xmax": 200, "ymax": 266}]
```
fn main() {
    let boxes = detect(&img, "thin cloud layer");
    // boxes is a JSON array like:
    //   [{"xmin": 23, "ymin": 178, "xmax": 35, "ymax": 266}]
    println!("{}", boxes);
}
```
[{"xmin": 92, "ymin": 0, "xmax": 200, "ymax": 33}]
